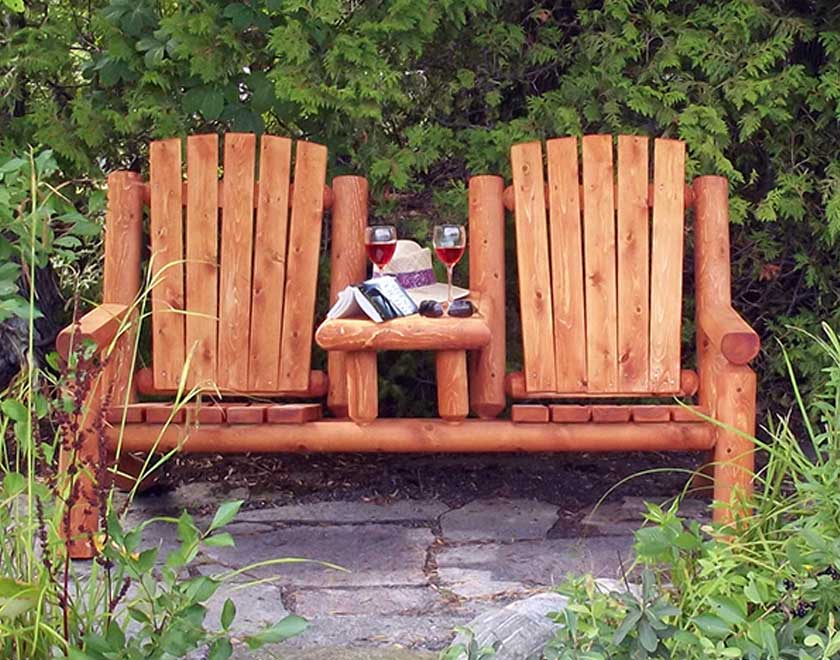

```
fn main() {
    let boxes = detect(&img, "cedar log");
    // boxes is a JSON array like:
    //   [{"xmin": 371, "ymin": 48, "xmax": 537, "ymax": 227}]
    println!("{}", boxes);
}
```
[
  {"xmin": 316, "ymin": 316, "xmax": 491, "ymax": 352},
  {"xmin": 56, "ymin": 303, "xmax": 131, "ymax": 361}
]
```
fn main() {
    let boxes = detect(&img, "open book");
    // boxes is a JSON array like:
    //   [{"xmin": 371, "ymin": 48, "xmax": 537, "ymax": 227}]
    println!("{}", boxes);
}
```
[{"xmin": 327, "ymin": 277, "xmax": 419, "ymax": 323}]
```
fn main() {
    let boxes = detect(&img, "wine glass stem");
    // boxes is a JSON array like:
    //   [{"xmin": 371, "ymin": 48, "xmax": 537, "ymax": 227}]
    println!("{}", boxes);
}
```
[{"xmin": 446, "ymin": 265, "xmax": 454, "ymax": 311}]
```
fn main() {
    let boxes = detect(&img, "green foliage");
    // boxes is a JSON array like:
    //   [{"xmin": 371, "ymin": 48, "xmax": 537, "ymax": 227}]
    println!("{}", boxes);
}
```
[
  {"xmin": 543, "ymin": 324, "xmax": 840, "ymax": 659},
  {"xmin": 2, "ymin": 0, "xmax": 840, "ymax": 413}
]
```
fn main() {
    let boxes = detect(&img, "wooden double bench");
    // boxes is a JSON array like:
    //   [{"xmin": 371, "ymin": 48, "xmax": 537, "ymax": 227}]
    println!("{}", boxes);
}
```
[{"xmin": 57, "ymin": 131, "xmax": 758, "ymax": 558}]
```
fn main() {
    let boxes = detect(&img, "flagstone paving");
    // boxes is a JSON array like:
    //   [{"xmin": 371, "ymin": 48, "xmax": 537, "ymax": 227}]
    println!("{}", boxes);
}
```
[{"xmin": 120, "ymin": 483, "xmax": 707, "ymax": 657}]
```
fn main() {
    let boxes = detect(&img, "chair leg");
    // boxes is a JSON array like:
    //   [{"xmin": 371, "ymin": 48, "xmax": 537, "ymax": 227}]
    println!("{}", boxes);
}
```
[
  {"xmin": 347, "ymin": 351, "xmax": 378, "ymax": 424},
  {"xmin": 712, "ymin": 365, "xmax": 756, "ymax": 526},
  {"xmin": 111, "ymin": 452, "xmax": 160, "ymax": 494},
  {"xmin": 436, "ymin": 350, "xmax": 468, "ymax": 421},
  {"xmin": 59, "ymin": 424, "xmax": 101, "ymax": 560}
]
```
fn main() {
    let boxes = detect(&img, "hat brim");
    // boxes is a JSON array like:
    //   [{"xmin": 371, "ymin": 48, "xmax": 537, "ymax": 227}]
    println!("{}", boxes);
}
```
[{"xmin": 405, "ymin": 283, "xmax": 469, "ymax": 305}]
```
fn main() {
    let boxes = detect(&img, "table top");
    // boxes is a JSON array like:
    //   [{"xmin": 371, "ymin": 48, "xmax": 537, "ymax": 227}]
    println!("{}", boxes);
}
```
[{"xmin": 315, "ymin": 313, "xmax": 492, "ymax": 352}]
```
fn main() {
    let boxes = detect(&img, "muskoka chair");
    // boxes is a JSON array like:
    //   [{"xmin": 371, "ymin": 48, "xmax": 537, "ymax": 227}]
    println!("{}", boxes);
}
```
[
  {"xmin": 498, "ymin": 135, "xmax": 759, "ymax": 523},
  {"xmin": 56, "ymin": 132, "xmax": 345, "ymax": 557}
]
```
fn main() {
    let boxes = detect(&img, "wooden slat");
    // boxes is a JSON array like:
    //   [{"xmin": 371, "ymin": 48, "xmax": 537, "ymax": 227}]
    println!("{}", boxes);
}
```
[
  {"xmin": 511, "ymin": 404, "xmax": 550, "ymax": 423},
  {"xmin": 591, "ymin": 406, "xmax": 631, "ymax": 423},
  {"xmin": 194, "ymin": 405, "xmax": 225, "ymax": 425},
  {"xmin": 149, "ymin": 138, "xmax": 185, "ymax": 390},
  {"xmin": 581, "ymin": 135, "xmax": 618, "ymax": 392},
  {"xmin": 616, "ymin": 135, "xmax": 650, "ymax": 392},
  {"xmin": 266, "ymin": 403, "xmax": 322, "ymax": 424},
  {"xmin": 218, "ymin": 133, "xmax": 257, "ymax": 391},
  {"xmin": 106, "ymin": 405, "xmax": 144, "ymax": 424},
  {"xmin": 249, "ymin": 136, "xmax": 292, "ymax": 390},
  {"xmin": 143, "ymin": 404, "xmax": 185, "ymax": 424},
  {"xmin": 550, "ymin": 405, "xmax": 591, "ymax": 423},
  {"xmin": 510, "ymin": 142, "xmax": 556, "ymax": 392},
  {"xmin": 669, "ymin": 405, "xmax": 709, "ymax": 422},
  {"xmin": 278, "ymin": 141, "xmax": 328, "ymax": 391},
  {"xmin": 546, "ymin": 138, "xmax": 587, "ymax": 392},
  {"xmin": 185, "ymin": 134, "xmax": 219, "ymax": 389},
  {"xmin": 649, "ymin": 139, "xmax": 685, "ymax": 392},
  {"xmin": 631, "ymin": 405, "xmax": 670, "ymax": 423},
  {"xmin": 227, "ymin": 404, "xmax": 266, "ymax": 424}
]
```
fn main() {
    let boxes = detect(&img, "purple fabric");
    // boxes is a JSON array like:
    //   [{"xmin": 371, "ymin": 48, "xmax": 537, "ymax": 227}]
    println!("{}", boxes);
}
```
[{"xmin": 373, "ymin": 268, "xmax": 436, "ymax": 289}]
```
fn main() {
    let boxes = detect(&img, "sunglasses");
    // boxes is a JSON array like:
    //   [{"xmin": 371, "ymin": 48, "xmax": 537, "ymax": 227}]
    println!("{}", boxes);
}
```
[{"xmin": 418, "ymin": 299, "xmax": 475, "ymax": 318}]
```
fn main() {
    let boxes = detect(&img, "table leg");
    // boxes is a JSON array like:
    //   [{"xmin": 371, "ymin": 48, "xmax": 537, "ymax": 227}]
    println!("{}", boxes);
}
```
[
  {"xmin": 347, "ymin": 351, "xmax": 378, "ymax": 424},
  {"xmin": 436, "ymin": 350, "xmax": 468, "ymax": 421}
]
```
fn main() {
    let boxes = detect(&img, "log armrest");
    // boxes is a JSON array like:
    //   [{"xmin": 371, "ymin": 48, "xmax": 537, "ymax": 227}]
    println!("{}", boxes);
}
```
[
  {"xmin": 315, "ymin": 315, "xmax": 491, "ymax": 352},
  {"xmin": 56, "ymin": 303, "xmax": 131, "ymax": 361},
  {"xmin": 698, "ymin": 305, "xmax": 760, "ymax": 365}
]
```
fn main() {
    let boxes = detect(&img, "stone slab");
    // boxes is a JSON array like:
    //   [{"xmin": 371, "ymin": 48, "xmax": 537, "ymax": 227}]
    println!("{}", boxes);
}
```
[
  {"xmin": 440, "ymin": 499, "xmax": 559, "ymax": 543},
  {"xmin": 292, "ymin": 586, "xmax": 441, "ymax": 618},
  {"xmin": 203, "ymin": 524, "xmax": 435, "ymax": 587},
  {"xmin": 235, "ymin": 500, "xmax": 449, "ymax": 525},
  {"xmin": 436, "ymin": 537, "xmax": 634, "ymax": 598},
  {"xmin": 236, "ymin": 646, "xmax": 436, "ymax": 660},
  {"xmin": 581, "ymin": 496, "xmax": 709, "ymax": 536},
  {"xmin": 203, "ymin": 581, "xmax": 288, "ymax": 636}
]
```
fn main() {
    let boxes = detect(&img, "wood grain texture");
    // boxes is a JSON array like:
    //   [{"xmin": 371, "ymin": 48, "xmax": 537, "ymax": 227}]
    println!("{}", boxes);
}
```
[
  {"xmin": 510, "ymin": 141, "xmax": 556, "ymax": 392},
  {"xmin": 316, "ymin": 315, "xmax": 491, "ymax": 351},
  {"xmin": 631, "ymin": 405, "xmax": 670, "ymax": 423},
  {"xmin": 218, "ymin": 133, "xmax": 256, "ymax": 390},
  {"xmin": 581, "ymin": 135, "xmax": 618, "ymax": 392},
  {"xmin": 185, "ymin": 134, "xmax": 219, "ymax": 388},
  {"xmin": 467, "ymin": 175, "xmax": 507, "ymax": 418},
  {"xmin": 327, "ymin": 176, "xmax": 369, "ymax": 416},
  {"xmin": 266, "ymin": 403, "xmax": 322, "ymax": 424},
  {"xmin": 279, "ymin": 140, "xmax": 327, "ymax": 391},
  {"xmin": 347, "ymin": 351, "xmax": 377, "ymax": 424},
  {"xmin": 227, "ymin": 405, "xmax": 266, "ymax": 424},
  {"xmin": 546, "ymin": 138, "xmax": 587, "ymax": 392},
  {"xmin": 505, "ymin": 370, "xmax": 700, "ymax": 399},
  {"xmin": 143, "ymin": 404, "xmax": 185, "ymax": 424},
  {"xmin": 436, "ymin": 350, "xmax": 469, "ymax": 421},
  {"xmin": 56, "ymin": 303, "xmax": 129, "ymax": 360},
  {"xmin": 590, "ymin": 406, "xmax": 632, "ymax": 423},
  {"xmin": 511, "ymin": 405, "xmax": 550, "ymax": 423},
  {"xmin": 649, "ymin": 139, "xmax": 685, "ymax": 392},
  {"xmin": 149, "ymin": 138, "xmax": 185, "ymax": 390},
  {"xmin": 248, "ymin": 135, "xmax": 292, "ymax": 390},
  {"xmin": 111, "ymin": 420, "xmax": 716, "ymax": 454},
  {"xmin": 550, "ymin": 405, "xmax": 591, "ymax": 423},
  {"xmin": 132, "ymin": 366, "xmax": 328, "ymax": 398},
  {"xmin": 616, "ymin": 135, "xmax": 650, "ymax": 391}
]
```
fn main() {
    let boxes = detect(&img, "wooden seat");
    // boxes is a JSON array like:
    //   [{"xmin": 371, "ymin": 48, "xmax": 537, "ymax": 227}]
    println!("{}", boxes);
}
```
[
  {"xmin": 492, "ymin": 134, "xmax": 759, "ymax": 526},
  {"xmin": 55, "ymin": 132, "xmax": 366, "ymax": 558}
]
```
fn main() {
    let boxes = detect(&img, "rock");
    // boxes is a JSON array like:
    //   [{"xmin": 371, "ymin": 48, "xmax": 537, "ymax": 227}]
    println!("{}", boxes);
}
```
[
  {"xmin": 235, "ymin": 647, "xmax": 436, "ymax": 660},
  {"xmin": 451, "ymin": 592, "xmax": 568, "ymax": 660},
  {"xmin": 436, "ymin": 536, "xmax": 634, "ymax": 598},
  {"xmin": 235, "ymin": 500, "xmax": 448, "ymax": 525},
  {"xmin": 580, "ymin": 496, "xmax": 709, "ymax": 536},
  {"xmin": 292, "ymin": 586, "xmax": 440, "ymax": 618},
  {"xmin": 440, "ymin": 499, "xmax": 559, "ymax": 543}
]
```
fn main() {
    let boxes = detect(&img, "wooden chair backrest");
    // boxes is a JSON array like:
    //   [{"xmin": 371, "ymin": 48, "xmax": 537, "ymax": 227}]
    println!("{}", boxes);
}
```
[
  {"xmin": 148, "ymin": 133, "xmax": 327, "ymax": 394},
  {"xmin": 511, "ymin": 135, "xmax": 686, "ymax": 396}
]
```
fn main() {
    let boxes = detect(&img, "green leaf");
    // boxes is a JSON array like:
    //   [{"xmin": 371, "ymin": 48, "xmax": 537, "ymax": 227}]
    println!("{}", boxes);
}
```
[
  {"xmin": 221, "ymin": 597, "xmax": 236, "ymax": 630},
  {"xmin": 210, "ymin": 500, "xmax": 244, "ymax": 531},
  {"xmin": 245, "ymin": 615, "xmax": 308, "ymax": 648},
  {"xmin": 205, "ymin": 532, "xmax": 235, "ymax": 548},
  {"xmin": 1, "ymin": 399, "xmax": 27, "ymax": 423},
  {"xmin": 0, "ymin": 577, "xmax": 38, "ymax": 619},
  {"xmin": 710, "ymin": 597, "xmax": 746, "ymax": 626},
  {"xmin": 208, "ymin": 638, "xmax": 233, "ymax": 660},
  {"xmin": 3, "ymin": 472, "xmax": 25, "ymax": 497},
  {"xmin": 639, "ymin": 619, "xmax": 659, "ymax": 653},
  {"xmin": 693, "ymin": 614, "xmax": 731, "ymax": 638},
  {"xmin": 612, "ymin": 609, "xmax": 642, "ymax": 645}
]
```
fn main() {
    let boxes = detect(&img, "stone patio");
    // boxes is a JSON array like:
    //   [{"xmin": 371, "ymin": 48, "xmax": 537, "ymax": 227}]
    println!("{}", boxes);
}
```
[{"xmin": 119, "ymin": 480, "xmax": 708, "ymax": 658}]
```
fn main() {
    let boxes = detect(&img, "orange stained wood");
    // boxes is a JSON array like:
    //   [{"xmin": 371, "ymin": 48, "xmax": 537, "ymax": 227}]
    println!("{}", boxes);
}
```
[
  {"xmin": 582, "ymin": 135, "xmax": 618, "ymax": 392},
  {"xmin": 185, "ymin": 134, "xmax": 219, "ymax": 388},
  {"xmin": 510, "ymin": 134, "xmax": 688, "ymax": 398},
  {"xmin": 218, "ymin": 133, "xmax": 257, "ymax": 390},
  {"xmin": 616, "ymin": 135, "xmax": 650, "ymax": 392},
  {"xmin": 546, "ymin": 138, "xmax": 586, "ymax": 391},
  {"xmin": 248, "ymin": 136, "xmax": 292, "ymax": 390},
  {"xmin": 278, "ymin": 141, "xmax": 328, "ymax": 392},
  {"xmin": 649, "ymin": 139, "xmax": 686, "ymax": 391},
  {"xmin": 510, "ymin": 141, "xmax": 556, "ymax": 392},
  {"xmin": 149, "ymin": 138, "xmax": 186, "ymax": 390}
]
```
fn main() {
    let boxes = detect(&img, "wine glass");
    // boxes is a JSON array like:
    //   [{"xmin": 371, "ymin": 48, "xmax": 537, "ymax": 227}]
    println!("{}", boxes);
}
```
[
  {"xmin": 365, "ymin": 225, "xmax": 397, "ymax": 275},
  {"xmin": 432, "ymin": 224, "xmax": 466, "ymax": 312}
]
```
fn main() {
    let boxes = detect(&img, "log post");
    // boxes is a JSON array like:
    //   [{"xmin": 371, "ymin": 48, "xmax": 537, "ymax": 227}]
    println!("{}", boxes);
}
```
[
  {"xmin": 347, "ymin": 351, "xmax": 377, "ymax": 424},
  {"xmin": 62, "ymin": 171, "xmax": 145, "ymax": 558},
  {"xmin": 327, "ymin": 176, "xmax": 368, "ymax": 417},
  {"xmin": 467, "ymin": 176, "xmax": 506, "ymax": 418},
  {"xmin": 436, "ymin": 350, "xmax": 469, "ymax": 421},
  {"xmin": 693, "ymin": 175, "xmax": 757, "ymax": 518}
]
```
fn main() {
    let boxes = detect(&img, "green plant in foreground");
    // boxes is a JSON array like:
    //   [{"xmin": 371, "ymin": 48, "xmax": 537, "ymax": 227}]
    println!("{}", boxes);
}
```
[
  {"xmin": 543, "ymin": 323, "xmax": 840, "ymax": 660},
  {"xmin": 439, "ymin": 626, "xmax": 499, "ymax": 660},
  {"xmin": 0, "ymin": 154, "xmax": 318, "ymax": 657}
]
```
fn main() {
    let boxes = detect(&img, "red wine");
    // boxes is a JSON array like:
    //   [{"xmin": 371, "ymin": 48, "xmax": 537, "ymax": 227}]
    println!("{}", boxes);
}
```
[
  {"xmin": 366, "ymin": 241, "xmax": 396, "ymax": 268},
  {"xmin": 435, "ymin": 246, "xmax": 465, "ymax": 266}
]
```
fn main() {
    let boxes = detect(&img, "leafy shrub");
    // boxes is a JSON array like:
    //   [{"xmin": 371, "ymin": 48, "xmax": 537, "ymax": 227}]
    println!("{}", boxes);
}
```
[{"xmin": 543, "ymin": 324, "xmax": 840, "ymax": 659}]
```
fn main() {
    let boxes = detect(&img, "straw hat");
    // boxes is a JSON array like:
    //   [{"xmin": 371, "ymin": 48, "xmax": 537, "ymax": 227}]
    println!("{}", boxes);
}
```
[{"xmin": 376, "ymin": 240, "xmax": 469, "ymax": 304}]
